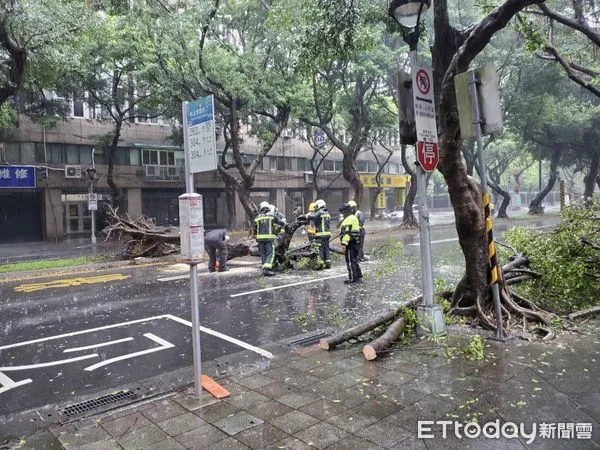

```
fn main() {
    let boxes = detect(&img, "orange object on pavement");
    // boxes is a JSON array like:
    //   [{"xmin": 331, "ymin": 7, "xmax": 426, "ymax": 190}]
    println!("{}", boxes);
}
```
[{"xmin": 201, "ymin": 375, "xmax": 230, "ymax": 399}]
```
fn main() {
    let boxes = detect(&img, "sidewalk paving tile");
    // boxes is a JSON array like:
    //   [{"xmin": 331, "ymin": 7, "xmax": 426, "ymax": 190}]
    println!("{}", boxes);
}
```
[
  {"xmin": 244, "ymin": 399, "xmax": 294, "ymax": 422},
  {"xmin": 173, "ymin": 423, "xmax": 229, "ymax": 448},
  {"xmin": 225, "ymin": 391, "xmax": 270, "ymax": 410},
  {"xmin": 233, "ymin": 373, "xmax": 278, "ymax": 390},
  {"xmin": 327, "ymin": 435, "xmax": 386, "ymax": 450},
  {"xmin": 101, "ymin": 411, "xmax": 152, "ymax": 438},
  {"xmin": 356, "ymin": 421, "xmax": 414, "ymax": 448},
  {"xmin": 212, "ymin": 411, "xmax": 264, "ymax": 436},
  {"xmin": 141, "ymin": 399, "xmax": 188, "ymax": 422},
  {"xmin": 234, "ymin": 423, "xmax": 289, "ymax": 449},
  {"xmin": 143, "ymin": 436, "xmax": 187, "ymax": 450},
  {"xmin": 173, "ymin": 392, "xmax": 219, "ymax": 411},
  {"xmin": 252, "ymin": 380, "xmax": 298, "ymax": 399},
  {"xmin": 157, "ymin": 412, "xmax": 208, "ymax": 436},
  {"xmin": 269, "ymin": 410, "xmax": 319, "ymax": 435},
  {"xmin": 269, "ymin": 436, "xmax": 314, "ymax": 449},
  {"xmin": 324, "ymin": 410, "xmax": 379, "ymax": 434},
  {"xmin": 116, "ymin": 424, "xmax": 169, "ymax": 450},
  {"xmin": 276, "ymin": 391, "xmax": 320, "ymax": 409},
  {"xmin": 205, "ymin": 437, "xmax": 251, "ymax": 449},
  {"xmin": 54, "ymin": 424, "xmax": 112, "ymax": 448},
  {"xmin": 64, "ymin": 439, "xmax": 123, "ymax": 450},
  {"xmin": 293, "ymin": 422, "xmax": 348, "ymax": 449},
  {"xmin": 298, "ymin": 398, "xmax": 349, "ymax": 421},
  {"xmin": 194, "ymin": 399, "xmax": 242, "ymax": 423}
]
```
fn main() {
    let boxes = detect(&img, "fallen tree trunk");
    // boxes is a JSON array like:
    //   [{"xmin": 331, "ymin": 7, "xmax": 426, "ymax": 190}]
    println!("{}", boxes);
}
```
[
  {"xmin": 319, "ymin": 296, "xmax": 421, "ymax": 350},
  {"xmin": 363, "ymin": 317, "xmax": 406, "ymax": 361},
  {"xmin": 568, "ymin": 305, "xmax": 600, "ymax": 321}
]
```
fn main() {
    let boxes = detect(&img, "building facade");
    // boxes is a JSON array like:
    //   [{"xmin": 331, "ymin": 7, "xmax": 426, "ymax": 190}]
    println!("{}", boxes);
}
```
[{"xmin": 0, "ymin": 112, "xmax": 409, "ymax": 243}]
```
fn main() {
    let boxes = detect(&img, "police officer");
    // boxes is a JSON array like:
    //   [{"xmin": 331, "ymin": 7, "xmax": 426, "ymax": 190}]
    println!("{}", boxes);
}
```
[
  {"xmin": 254, "ymin": 201, "xmax": 285, "ymax": 276},
  {"xmin": 309, "ymin": 199, "xmax": 331, "ymax": 268},
  {"xmin": 204, "ymin": 228, "xmax": 230, "ymax": 273},
  {"xmin": 347, "ymin": 200, "xmax": 366, "ymax": 261},
  {"xmin": 339, "ymin": 202, "xmax": 362, "ymax": 284}
]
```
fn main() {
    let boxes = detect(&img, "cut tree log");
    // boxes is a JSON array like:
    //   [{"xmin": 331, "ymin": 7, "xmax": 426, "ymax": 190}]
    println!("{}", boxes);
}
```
[
  {"xmin": 568, "ymin": 305, "xmax": 600, "ymax": 321},
  {"xmin": 319, "ymin": 296, "xmax": 421, "ymax": 350},
  {"xmin": 363, "ymin": 317, "xmax": 406, "ymax": 361}
]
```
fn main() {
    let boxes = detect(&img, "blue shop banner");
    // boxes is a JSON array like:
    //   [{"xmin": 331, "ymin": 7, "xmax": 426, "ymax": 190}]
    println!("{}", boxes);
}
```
[{"xmin": 0, "ymin": 165, "xmax": 36, "ymax": 188}]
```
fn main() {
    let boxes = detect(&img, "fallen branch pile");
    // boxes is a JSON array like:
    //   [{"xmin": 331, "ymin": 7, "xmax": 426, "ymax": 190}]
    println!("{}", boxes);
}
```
[{"xmin": 320, "ymin": 295, "xmax": 422, "ymax": 360}]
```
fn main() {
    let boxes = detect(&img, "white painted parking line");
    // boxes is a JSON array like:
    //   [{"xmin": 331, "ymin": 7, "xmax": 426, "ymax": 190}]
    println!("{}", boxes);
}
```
[
  {"xmin": 84, "ymin": 333, "xmax": 174, "ymax": 372},
  {"xmin": 408, "ymin": 238, "xmax": 458, "ymax": 247},
  {"xmin": 230, "ymin": 274, "xmax": 348, "ymax": 298},
  {"xmin": 63, "ymin": 337, "xmax": 135, "ymax": 353},
  {"xmin": 157, "ymin": 274, "xmax": 190, "ymax": 282},
  {"xmin": 0, "ymin": 354, "xmax": 99, "ymax": 371},
  {"xmin": 0, "ymin": 314, "xmax": 273, "ymax": 362},
  {"xmin": 0, "ymin": 371, "xmax": 32, "ymax": 395},
  {"xmin": 166, "ymin": 315, "xmax": 274, "ymax": 359}
]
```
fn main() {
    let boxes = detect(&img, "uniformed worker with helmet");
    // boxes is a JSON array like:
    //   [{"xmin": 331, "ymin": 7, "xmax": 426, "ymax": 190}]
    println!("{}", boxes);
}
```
[
  {"xmin": 347, "ymin": 200, "xmax": 366, "ymax": 261},
  {"xmin": 308, "ymin": 199, "xmax": 332, "ymax": 268},
  {"xmin": 305, "ymin": 202, "xmax": 317, "ymax": 242},
  {"xmin": 254, "ymin": 201, "xmax": 286, "ymax": 276},
  {"xmin": 339, "ymin": 202, "xmax": 362, "ymax": 283}
]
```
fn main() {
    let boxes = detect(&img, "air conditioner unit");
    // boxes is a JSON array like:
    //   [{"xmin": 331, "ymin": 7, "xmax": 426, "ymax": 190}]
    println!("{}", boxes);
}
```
[
  {"xmin": 282, "ymin": 129, "xmax": 293, "ymax": 139},
  {"xmin": 65, "ymin": 165, "xmax": 82, "ymax": 179}
]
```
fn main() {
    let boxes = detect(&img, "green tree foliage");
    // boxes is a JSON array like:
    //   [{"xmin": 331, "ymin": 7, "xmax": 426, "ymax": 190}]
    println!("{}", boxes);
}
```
[{"xmin": 503, "ymin": 198, "xmax": 600, "ymax": 313}]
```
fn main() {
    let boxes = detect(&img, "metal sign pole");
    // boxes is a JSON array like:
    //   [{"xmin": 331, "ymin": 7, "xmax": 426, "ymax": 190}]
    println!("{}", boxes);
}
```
[
  {"xmin": 410, "ymin": 49, "xmax": 445, "ymax": 337},
  {"xmin": 467, "ymin": 69, "xmax": 506, "ymax": 341},
  {"xmin": 182, "ymin": 100, "xmax": 203, "ymax": 397}
]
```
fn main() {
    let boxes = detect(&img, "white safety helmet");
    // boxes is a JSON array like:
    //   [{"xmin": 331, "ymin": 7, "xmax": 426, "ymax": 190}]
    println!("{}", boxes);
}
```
[
  {"xmin": 347, "ymin": 200, "xmax": 357, "ymax": 208},
  {"xmin": 269, "ymin": 204, "xmax": 276, "ymax": 213},
  {"xmin": 315, "ymin": 199, "xmax": 326, "ymax": 210},
  {"xmin": 259, "ymin": 201, "xmax": 270, "ymax": 212}
]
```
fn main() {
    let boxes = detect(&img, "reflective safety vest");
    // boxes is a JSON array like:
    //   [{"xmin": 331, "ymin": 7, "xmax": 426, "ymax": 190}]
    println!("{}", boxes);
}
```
[
  {"xmin": 255, "ymin": 213, "xmax": 284, "ymax": 241},
  {"xmin": 312, "ymin": 209, "xmax": 331, "ymax": 237},
  {"xmin": 340, "ymin": 214, "xmax": 360, "ymax": 246}
]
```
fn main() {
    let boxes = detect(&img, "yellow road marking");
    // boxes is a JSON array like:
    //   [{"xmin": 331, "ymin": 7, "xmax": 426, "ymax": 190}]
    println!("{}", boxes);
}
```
[
  {"xmin": 14, "ymin": 273, "xmax": 131, "ymax": 293},
  {"xmin": 0, "ymin": 261, "xmax": 167, "ymax": 284}
]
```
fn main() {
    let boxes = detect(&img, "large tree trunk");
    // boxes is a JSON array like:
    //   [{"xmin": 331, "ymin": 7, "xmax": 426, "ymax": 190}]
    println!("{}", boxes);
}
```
[
  {"xmin": 343, "ymin": 155, "xmax": 363, "ymax": 204},
  {"xmin": 106, "ymin": 119, "xmax": 124, "ymax": 209},
  {"xmin": 583, "ymin": 150, "xmax": 599, "ymax": 201},
  {"xmin": 400, "ymin": 144, "xmax": 418, "ymax": 228},
  {"xmin": 489, "ymin": 180, "xmax": 511, "ymax": 218},
  {"xmin": 529, "ymin": 147, "xmax": 561, "ymax": 215}
]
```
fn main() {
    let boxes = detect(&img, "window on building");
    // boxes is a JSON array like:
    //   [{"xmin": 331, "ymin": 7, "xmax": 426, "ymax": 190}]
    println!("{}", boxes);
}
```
[
  {"xmin": 66, "ymin": 145, "xmax": 80, "ymax": 164},
  {"xmin": 276, "ymin": 156, "xmax": 285, "ymax": 171},
  {"xmin": 357, "ymin": 160, "xmax": 368, "ymax": 172},
  {"xmin": 80, "ymin": 146, "xmax": 93, "ymax": 165},
  {"xmin": 388, "ymin": 162, "xmax": 400, "ymax": 174},
  {"xmin": 323, "ymin": 159, "xmax": 335, "ymax": 172},
  {"xmin": 290, "ymin": 157, "xmax": 298, "ymax": 171},
  {"xmin": 50, "ymin": 143, "xmax": 66, "ymax": 163},
  {"xmin": 116, "ymin": 148, "xmax": 130, "ymax": 165},
  {"xmin": 129, "ymin": 149, "xmax": 140, "ymax": 166},
  {"xmin": 5, "ymin": 143, "xmax": 20, "ymax": 162}
]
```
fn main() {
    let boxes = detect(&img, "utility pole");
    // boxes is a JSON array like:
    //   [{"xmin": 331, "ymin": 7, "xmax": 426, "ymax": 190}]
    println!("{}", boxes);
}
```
[{"xmin": 86, "ymin": 148, "xmax": 97, "ymax": 244}]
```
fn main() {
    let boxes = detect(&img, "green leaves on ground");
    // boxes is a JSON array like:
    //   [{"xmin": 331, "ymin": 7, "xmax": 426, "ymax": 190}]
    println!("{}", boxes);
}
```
[{"xmin": 502, "ymin": 198, "xmax": 600, "ymax": 313}]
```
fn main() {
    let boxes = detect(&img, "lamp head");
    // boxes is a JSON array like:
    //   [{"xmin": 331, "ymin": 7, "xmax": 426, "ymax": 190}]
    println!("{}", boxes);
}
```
[{"xmin": 388, "ymin": 0, "xmax": 430, "ymax": 29}]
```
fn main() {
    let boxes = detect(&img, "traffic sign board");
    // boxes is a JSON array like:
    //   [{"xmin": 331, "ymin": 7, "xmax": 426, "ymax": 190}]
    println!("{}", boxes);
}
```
[
  {"xmin": 183, "ymin": 96, "xmax": 217, "ymax": 174},
  {"xmin": 417, "ymin": 141, "xmax": 439, "ymax": 172},
  {"xmin": 88, "ymin": 193, "xmax": 98, "ymax": 211},
  {"xmin": 412, "ymin": 65, "xmax": 438, "ymax": 144},
  {"xmin": 315, "ymin": 130, "xmax": 326, "ymax": 149}
]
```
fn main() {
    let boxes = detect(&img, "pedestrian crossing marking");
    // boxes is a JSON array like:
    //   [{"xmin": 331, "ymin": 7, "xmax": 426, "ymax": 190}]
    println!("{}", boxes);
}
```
[{"xmin": 14, "ymin": 273, "xmax": 131, "ymax": 293}]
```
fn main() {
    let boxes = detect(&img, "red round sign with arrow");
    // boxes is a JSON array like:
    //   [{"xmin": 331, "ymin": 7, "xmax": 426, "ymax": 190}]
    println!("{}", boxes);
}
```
[{"xmin": 416, "ymin": 69, "xmax": 431, "ymax": 95}]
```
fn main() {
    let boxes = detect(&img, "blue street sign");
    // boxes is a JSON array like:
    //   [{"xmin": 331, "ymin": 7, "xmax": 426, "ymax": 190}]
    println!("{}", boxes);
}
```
[
  {"xmin": 315, "ymin": 130, "xmax": 326, "ymax": 149},
  {"xmin": 186, "ymin": 96, "xmax": 214, "ymax": 127},
  {"xmin": 0, "ymin": 165, "xmax": 36, "ymax": 188}
]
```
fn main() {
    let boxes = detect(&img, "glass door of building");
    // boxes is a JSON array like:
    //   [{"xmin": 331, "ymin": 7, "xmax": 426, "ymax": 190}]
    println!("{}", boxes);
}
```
[{"xmin": 65, "ymin": 202, "xmax": 92, "ymax": 234}]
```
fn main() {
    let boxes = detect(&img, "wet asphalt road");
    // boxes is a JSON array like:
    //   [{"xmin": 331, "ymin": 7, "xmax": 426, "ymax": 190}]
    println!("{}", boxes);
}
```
[{"xmin": 0, "ymin": 214, "xmax": 560, "ymax": 422}]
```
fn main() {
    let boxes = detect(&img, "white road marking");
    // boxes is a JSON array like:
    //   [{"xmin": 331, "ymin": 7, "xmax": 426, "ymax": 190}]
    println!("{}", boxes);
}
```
[
  {"xmin": 0, "ymin": 371, "xmax": 32, "ymax": 395},
  {"xmin": 408, "ymin": 238, "xmax": 458, "ymax": 247},
  {"xmin": 0, "ymin": 314, "xmax": 273, "ymax": 362},
  {"xmin": 84, "ymin": 333, "xmax": 174, "ymax": 372},
  {"xmin": 157, "ymin": 274, "xmax": 190, "ymax": 282},
  {"xmin": 230, "ymin": 274, "xmax": 348, "ymax": 298},
  {"xmin": 166, "ymin": 315, "xmax": 274, "ymax": 359},
  {"xmin": 0, "ymin": 354, "xmax": 99, "ymax": 371},
  {"xmin": 63, "ymin": 337, "xmax": 135, "ymax": 353}
]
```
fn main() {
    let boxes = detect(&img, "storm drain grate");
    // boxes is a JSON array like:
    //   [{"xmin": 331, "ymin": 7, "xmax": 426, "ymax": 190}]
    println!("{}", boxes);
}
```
[
  {"xmin": 59, "ymin": 390, "xmax": 138, "ymax": 418},
  {"xmin": 289, "ymin": 332, "xmax": 331, "ymax": 347}
]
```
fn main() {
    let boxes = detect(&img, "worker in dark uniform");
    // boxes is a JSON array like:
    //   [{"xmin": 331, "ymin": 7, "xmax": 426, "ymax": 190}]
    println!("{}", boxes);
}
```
[
  {"xmin": 309, "ymin": 199, "xmax": 332, "ymax": 268},
  {"xmin": 347, "ymin": 200, "xmax": 366, "ymax": 261},
  {"xmin": 254, "ymin": 201, "xmax": 285, "ymax": 276},
  {"xmin": 339, "ymin": 202, "xmax": 362, "ymax": 284},
  {"xmin": 204, "ymin": 228, "xmax": 230, "ymax": 272}
]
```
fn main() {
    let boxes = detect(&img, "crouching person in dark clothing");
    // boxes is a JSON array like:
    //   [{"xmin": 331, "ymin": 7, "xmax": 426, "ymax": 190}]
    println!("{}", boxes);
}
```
[{"xmin": 204, "ymin": 229, "xmax": 230, "ymax": 272}]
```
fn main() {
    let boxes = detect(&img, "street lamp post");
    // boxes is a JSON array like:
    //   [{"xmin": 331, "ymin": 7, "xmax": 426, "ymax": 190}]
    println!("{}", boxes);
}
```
[{"xmin": 389, "ymin": 0, "xmax": 445, "ymax": 336}]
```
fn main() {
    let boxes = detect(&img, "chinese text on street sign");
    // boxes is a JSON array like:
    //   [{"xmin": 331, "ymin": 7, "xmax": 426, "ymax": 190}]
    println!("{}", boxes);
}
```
[
  {"xmin": 184, "ymin": 96, "xmax": 217, "ymax": 174},
  {"xmin": 0, "ymin": 166, "xmax": 35, "ymax": 188},
  {"xmin": 413, "ymin": 66, "xmax": 439, "ymax": 172}
]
